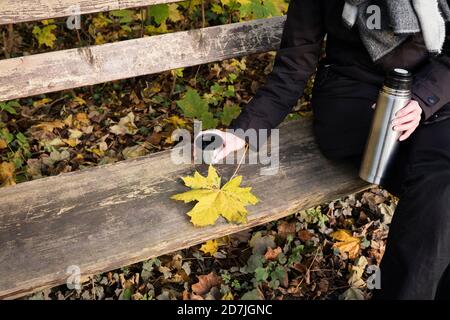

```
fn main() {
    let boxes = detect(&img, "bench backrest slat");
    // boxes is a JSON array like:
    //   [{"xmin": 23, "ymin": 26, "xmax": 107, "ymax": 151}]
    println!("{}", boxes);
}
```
[
  {"xmin": 0, "ymin": 0, "xmax": 182, "ymax": 25},
  {"xmin": 0, "ymin": 17, "xmax": 285, "ymax": 102}
]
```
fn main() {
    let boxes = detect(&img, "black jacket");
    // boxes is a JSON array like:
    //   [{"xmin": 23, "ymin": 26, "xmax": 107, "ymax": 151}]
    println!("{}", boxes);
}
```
[{"xmin": 230, "ymin": 0, "xmax": 450, "ymax": 133}]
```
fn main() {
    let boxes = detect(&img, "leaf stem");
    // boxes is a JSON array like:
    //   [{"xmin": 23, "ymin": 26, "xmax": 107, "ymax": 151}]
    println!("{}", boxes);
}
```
[{"xmin": 230, "ymin": 144, "xmax": 248, "ymax": 180}]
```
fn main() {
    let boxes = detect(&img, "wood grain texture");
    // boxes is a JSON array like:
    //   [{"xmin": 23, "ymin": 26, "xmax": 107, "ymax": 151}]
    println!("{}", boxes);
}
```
[
  {"xmin": 0, "ymin": 118, "xmax": 370, "ymax": 299},
  {"xmin": 0, "ymin": 0, "xmax": 182, "ymax": 25},
  {"xmin": 0, "ymin": 17, "xmax": 285, "ymax": 102}
]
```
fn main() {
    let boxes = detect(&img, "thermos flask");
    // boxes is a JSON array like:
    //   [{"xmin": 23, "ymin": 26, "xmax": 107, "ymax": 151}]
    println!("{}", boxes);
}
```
[{"xmin": 359, "ymin": 68, "xmax": 413, "ymax": 185}]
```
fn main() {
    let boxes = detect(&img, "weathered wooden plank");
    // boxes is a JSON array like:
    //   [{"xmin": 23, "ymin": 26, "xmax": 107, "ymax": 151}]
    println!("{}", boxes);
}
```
[
  {"xmin": 0, "ymin": 17, "xmax": 285, "ymax": 102},
  {"xmin": 0, "ymin": 0, "xmax": 182, "ymax": 25},
  {"xmin": 0, "ymin": 118, "xmax": 370, "ymax": 299}
]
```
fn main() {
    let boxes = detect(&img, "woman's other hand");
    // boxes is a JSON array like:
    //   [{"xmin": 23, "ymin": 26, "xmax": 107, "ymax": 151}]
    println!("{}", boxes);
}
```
[{"xmin": 392, "ymin": 100, "xmax": 423, "ymax": 141}]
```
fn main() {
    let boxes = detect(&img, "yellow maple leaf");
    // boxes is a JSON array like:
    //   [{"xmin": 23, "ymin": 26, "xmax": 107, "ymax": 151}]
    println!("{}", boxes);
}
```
[
  {"xmin": 171, "ymin": 165, "xmax": 259, "ymax": 227},
  {"xmin": 200, "ymin": 239, "xmax": 219, "ymax": 255},
  {"xmin": 331, "ymin": 230, "xmax": 361, "ymax": 259}
]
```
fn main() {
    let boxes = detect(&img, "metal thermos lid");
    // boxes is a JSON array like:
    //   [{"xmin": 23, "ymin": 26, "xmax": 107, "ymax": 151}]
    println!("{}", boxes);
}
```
[{"xmin": 384, "ymin": 68, "xmax": 412, "ymax": 91}]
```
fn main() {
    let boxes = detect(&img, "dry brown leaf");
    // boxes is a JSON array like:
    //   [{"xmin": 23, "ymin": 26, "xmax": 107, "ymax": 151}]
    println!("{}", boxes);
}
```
[
  {"xmin": 264, "ymin": 247, "xmax": 282, "ymax": 261},
  {"xmin": 298, "ymin": 230, "xmax": 314, "ymax": 242},
  {"xmin": 277, "ymin": 221, "xmax": 296, "ymax": 239},
  {"xmin": 191, "ymin": 272, "xmax": 221, "ymax": 296},
  {"xmin": 182, "ymin": 290, "xmax": 190, "ymax": 300}
]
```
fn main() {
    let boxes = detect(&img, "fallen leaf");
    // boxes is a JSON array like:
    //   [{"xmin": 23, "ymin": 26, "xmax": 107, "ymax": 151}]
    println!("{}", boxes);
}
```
[
  {"xmin": 249, "ymin": 232, "xmax": 276, "ymax": 255},
  {"xmin": 122, "ymin": 144, "xmax": 149, "ymax": 159},
  {"xmin": 241, "ymin": 289, "xmax": 264, "ymax": 300},
  {"xmin": 32, "ymin": 120, "xmax": 65, "ymax": 132},
  {"xmin": 331, "ymin": 229, "xmax": 361, "ymax": 259},
  {"xmin": 73, "ymin": 96, "xmax": 86, "ymax": 106},
  {"xmin": 165, "ymin": 115, "xmax": 187, "ymax": 128},
  {"xmin": 340, "ymin": 287, "xmax": 365, "ymax": 300},
  {"xmin": 318, "ymin": 278, "xmax": 329, "ymax": 295},
  {"xmin": 110, "ymin": 112, "xmax": 138, "ymax": 135},
  {"xmin": 200, "ymin": 239, "xmax": 219, "ymax": 256},
  {"xmin": 75, "ymin": 112, "xmax": 90, "ymax": 125},
  {"xmin": 32, "ymin": 98, "xmax": 52, "ymax": 108},
  {"xmin": 298, "ymin": 230, "xmax": 314, "ymax": 242},
  {"xmin": 0, "ymin": 162, "xmax": 15, "ymax": 186},
  {"xmin": 277, "ymin": 221, "xmax": 296, "ymax": 239},
  {"xmin": 348, "ymin": 256, "xmax": 368, "ymax": 288},
  {"xmin": 191, "ymin": 272, "xmax": 221, "ymax": 296},
  {"xmin": 62, "ymin": 138, "xmax": 80, "ymax": 147},
  {"xmin": 264, "ymin": 247, "xmax": 282, "ymax": 261},
  {"xmin": 182, "ymin": 290, "xmax": 190, "ymax": 300},
  {"xmin": 0, "ymin": 138, "xmax": 7, "ymax": 149},
  {"xmin": 221, "ymin": 292, "xmax": 234, "ymax": 300},
  {"xmin": 171, "ymin": 165, "xmax": 259, "ymax": 226}
]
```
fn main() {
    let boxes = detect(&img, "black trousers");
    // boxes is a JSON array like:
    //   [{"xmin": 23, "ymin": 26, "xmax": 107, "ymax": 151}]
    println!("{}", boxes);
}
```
[{"xmin": 311, "ymin": 65, "xmax": 450, "ymax": 300}]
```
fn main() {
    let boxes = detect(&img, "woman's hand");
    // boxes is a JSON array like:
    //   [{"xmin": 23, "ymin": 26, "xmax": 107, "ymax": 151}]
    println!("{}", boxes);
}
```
[
  {"xmin": 392, "ymin": 100, "xmax": 423, "ymax": 141},
  {"xmin": 208, "ymin": 130, "xmax": 246, "ymax": 163},
  {"xmin": 373, "ymin": 100, "xmax": 423, "ymax": 141}
]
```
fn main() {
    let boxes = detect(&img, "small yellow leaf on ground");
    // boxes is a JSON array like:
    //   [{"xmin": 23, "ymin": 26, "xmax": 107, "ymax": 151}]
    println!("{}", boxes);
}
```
[
  {"xmin": 32, "ymin": 120, "xmax": 65, "ymax": 132},
  {"xmin": 75, "ymin": 112, "xmax": 90, "ymax": 125},
  {"xmin": 0, "ymin": 162, "xmax": 16, "ymax": 187},
  {"xmin": 63, "ymin": 138, "xmax": 80, "ymax": 147},
  {"xmin": 165, "ymin": 115, "xmax": 187, "ymax": 128},
  {"xmin": 331, "ymin": 229, "xmax": 361, "ymax": 259},
  {"xmin": 33, "ymin": 98, "xmax": 52, "ymax": 108},
  {"xmin": 222, "ymin": 292, "xmax": 234, "ymax": 300},
  {"xmin": 73, "ymin": 96, "xmax": 86, "ymax": 106},
  {"xmin": 200, "ymin": 240, "xmax": 219, "ymax": 256},
  {"xmin": 0, "ymin": 138, "xmax": 7, "ymax": 149}
]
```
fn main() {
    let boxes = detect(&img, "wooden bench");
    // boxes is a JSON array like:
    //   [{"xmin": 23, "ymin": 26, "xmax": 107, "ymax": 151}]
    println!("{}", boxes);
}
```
[{"xmin": 0, "ymin": 0, "xmax": 370, "ymax": 299}]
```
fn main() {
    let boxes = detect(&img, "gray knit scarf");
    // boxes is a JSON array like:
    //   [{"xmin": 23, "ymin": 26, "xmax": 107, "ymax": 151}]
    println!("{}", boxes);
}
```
[{"xmin": 343, "ymin": 0, "xmax": 450, "ymax": 61}]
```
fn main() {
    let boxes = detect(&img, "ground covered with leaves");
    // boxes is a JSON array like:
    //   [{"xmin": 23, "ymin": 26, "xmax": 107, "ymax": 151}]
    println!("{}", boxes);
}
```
[
  {"xmin": 26, "ymin": 187, "xmax": 396, "ymax": 300},
  {"xmin": 1, "ymin": 0, "xmax": 395, "ymax": 300}
]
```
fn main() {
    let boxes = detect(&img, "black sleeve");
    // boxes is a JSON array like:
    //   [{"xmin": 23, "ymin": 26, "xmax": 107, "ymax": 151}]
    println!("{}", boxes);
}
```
[
  {"xmin": 229, "ymin": 0, "xmax": 325, "ymax": 140},
  {"xmin": 412, "ymin": 22, "xmax": 450, "ymax": 122}
]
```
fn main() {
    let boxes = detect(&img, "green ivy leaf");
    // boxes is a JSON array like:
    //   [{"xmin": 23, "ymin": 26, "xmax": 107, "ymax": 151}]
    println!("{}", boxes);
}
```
[
  {"xmin": 199, "ymin": 112, "xmax": 219, "ymax": 129},
  {"xmin": 110, "ymin": 10, "xmax": 135, "ymax": 24},
  {"xmin": 177, "ymin": 88, "xmax": 209, "ymax": 118},
  {"xmin": 255, "ymin": 267, "xmax": 269, "ymax": 282},
  {"xmin": 148, "ymin": 4, "xmax": 170, "ymax": 25},
  {"xmin": 0, "ymin": 101, "xmax": 20, "ymax": 115},
  {"xmin": 176, "ymin": 88, "xmax": 218, "ymax": 129},
  {"xmin": 220, "ymin": 104, "xmax": 241, "ymax": 126}
]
